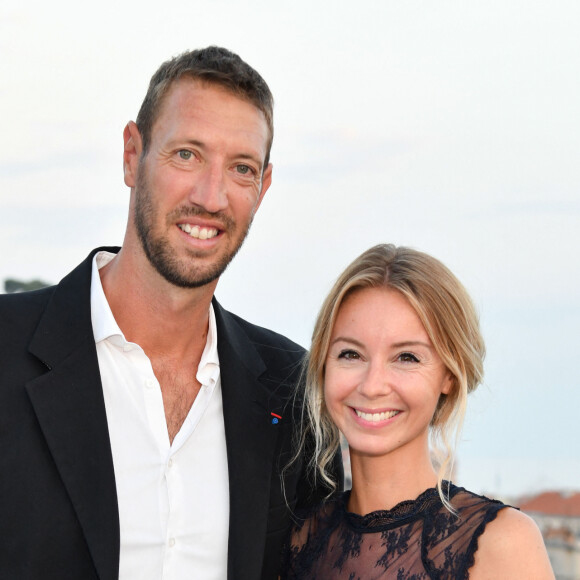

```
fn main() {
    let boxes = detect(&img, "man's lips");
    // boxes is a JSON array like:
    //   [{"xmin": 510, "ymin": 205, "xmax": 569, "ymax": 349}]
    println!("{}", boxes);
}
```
[{"xmin": 178, "ymin": 223, "xmax": 219, "ymax": 240}]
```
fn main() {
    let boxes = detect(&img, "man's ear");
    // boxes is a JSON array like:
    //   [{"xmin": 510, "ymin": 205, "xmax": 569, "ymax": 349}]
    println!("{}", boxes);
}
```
[
  {"xmin": 253, "ymin": 163, "xmax": 273, "ymax": 214},
  {"xmin": 123, "ymin": 121, "xmax": 143, "ymax": 188}
]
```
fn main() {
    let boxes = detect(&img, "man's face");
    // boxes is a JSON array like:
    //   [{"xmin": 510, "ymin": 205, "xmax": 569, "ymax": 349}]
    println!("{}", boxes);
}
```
[{"xmin": 127, "ymin": 78, "xmax": 272, "ymax": 289}]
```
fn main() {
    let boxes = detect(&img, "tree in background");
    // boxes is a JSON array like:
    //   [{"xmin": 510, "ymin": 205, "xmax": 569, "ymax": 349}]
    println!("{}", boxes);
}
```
[{"xmin": 3, "ymin": 279, "xmax": 50, "ymax": 293}]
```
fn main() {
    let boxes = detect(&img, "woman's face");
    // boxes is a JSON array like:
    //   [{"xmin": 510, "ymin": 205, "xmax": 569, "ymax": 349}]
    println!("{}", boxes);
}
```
[{"xmin": 324, "ymin": 287, "xmax": 451, "ymax": 459}]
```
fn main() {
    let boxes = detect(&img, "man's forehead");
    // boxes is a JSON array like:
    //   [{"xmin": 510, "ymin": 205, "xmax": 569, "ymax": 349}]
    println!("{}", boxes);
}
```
[
  {"xmin": 159, "ymin": 77, "xmax": 263, "ymax": 121},
  {"xmin": 148, "ymin": 78, "xmax": 269, "ymax": 163},
  {"xmin": 151, "ymin": 79, "xmax": 266, "ymax": 143}
]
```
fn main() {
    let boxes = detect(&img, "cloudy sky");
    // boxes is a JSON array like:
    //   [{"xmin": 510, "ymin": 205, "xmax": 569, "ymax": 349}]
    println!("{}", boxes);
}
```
[{"xmin": 1, "ymin": 0, "xmax": 578, "ymax": 497}]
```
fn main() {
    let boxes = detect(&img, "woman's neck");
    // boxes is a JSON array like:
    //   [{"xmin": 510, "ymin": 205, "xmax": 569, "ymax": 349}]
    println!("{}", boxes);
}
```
[{"xmin": 347, "ymin": 445, "xmax": 438, "ymax": 515}]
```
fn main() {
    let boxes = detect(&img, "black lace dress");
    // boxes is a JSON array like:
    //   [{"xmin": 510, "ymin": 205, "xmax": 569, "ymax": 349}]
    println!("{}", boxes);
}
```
[{"xmin": 282, "ymin": 483, "xmax": 510, "ymax": 579}]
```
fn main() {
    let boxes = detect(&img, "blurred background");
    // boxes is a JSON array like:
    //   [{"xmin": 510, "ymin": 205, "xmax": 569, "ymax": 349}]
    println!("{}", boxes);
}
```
[{"xmin": 1, "ymin": 0, "xmax": 578, "ymax": 501}]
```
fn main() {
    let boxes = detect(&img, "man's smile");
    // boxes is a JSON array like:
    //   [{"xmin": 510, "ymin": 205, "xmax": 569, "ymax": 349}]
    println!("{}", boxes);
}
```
[{"xmin": 178, "ymin": 223, "xmax": 220, "ymax": 240}]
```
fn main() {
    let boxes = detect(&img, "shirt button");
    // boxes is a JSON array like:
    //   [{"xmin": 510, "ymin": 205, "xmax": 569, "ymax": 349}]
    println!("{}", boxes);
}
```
[
  {"xmin": 168, "ymin": 458, "xmax": 173, "ymax": 468},
  {"xmin": 145, "ymin": 379, "xmax": 155, "ymax": 389},
  {"xmin": 123, "ymin": 344, "xmax": 132, "ymax": 352},
  {"xmin": 168, "ymin": 538, "xmax": 176, "ymax": 548}
]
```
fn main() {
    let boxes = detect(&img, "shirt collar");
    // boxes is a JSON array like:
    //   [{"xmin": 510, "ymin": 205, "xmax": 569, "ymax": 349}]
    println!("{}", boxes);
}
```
[
  {"xmin": 197, "ymin": 301, "xmax": 220, "ymax": 386},
  {"xmin": 91, "ymin": 251, "xmax": 125, "ymax": 345}
]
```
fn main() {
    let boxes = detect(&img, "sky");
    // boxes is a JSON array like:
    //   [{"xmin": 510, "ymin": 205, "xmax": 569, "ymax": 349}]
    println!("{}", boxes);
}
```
[{"xmin": 1, "ymin": 0, "xmax": 579, "ymax": 498}]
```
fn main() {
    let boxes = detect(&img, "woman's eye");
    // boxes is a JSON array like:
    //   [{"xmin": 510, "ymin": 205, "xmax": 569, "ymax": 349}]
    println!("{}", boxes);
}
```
[
  {"xmin": 338, "ymin": 349, "xmax": 360, "ymax": 360},
  {"xmin": 178, "ymin": 150, "xmax": 193, "ymax": 160},
  {"xmin": 398, "ymin": 352, "xmax": 420, "ymax": 363}
]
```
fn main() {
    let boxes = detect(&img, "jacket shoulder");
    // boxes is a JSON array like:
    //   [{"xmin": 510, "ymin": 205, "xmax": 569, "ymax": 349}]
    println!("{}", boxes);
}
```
[
  {"xmin": 0, "ymin": 286, "xmax": 56, "ymax": 341},
  {"xmin": 214, "ymin": 301, "xmax": 306, "ymax": 365},
  {"xmin": 230, "ymin": 311, "xmax": 304, "ymax": 352}
]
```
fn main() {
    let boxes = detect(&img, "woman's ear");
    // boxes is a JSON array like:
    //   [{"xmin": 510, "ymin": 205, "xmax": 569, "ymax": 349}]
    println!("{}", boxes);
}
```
[{"xmin": 441, "ymin": 372, "xmax": 454, "ymax": 395}]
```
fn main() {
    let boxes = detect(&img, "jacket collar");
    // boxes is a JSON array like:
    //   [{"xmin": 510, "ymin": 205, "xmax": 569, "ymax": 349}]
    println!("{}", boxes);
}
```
[
  {"xmin": 26, "ymin": 247, "xmax": 121, "ymax": 580},
  {"xmin": 213, "ymin": 300, "xmax": 287, "ymax": 579}
]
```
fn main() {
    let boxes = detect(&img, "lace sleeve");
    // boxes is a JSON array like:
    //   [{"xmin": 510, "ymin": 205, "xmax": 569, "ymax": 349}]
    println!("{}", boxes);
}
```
[
  {"xmin": 456, "ymin": 500, "xmax": 513, "ymax": 578},
  {"xmin": 422, "ymin": 487, "xmax": 512, "ymax": 579}
]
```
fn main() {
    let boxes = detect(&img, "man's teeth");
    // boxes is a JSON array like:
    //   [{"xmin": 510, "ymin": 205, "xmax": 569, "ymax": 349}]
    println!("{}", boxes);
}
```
[
  {"xmin": 178, "ymin": 224, "xmax": 219, "ymax": 240},
  {"xmin": 355, "ymin": 409, "xmax": 400, "ymax": 422}
]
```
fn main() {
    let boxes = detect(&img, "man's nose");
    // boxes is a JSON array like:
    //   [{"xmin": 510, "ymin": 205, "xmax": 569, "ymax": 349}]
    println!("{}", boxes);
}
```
[{"xmin": 187, "ymin": 163, "xmax": 228, "ymax": 214}]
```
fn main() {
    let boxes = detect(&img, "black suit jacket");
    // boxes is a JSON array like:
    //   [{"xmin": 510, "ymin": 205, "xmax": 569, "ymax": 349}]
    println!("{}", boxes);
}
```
[{"xmin": 0, "ymin": 248, "xmax": 336, "ymax": 579}]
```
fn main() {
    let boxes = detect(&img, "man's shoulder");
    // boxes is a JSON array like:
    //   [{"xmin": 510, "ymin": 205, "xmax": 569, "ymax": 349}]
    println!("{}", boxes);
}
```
[
  {"xmin": 0, "ymin": 247, "xmax": 106, "ymax": 344},
  {"xmin": 227, "ymin": 310, "xmax": 304, "ymax": 351},
  {"xmin": 0, "ymin": 246, "xmax": 111, "ymax": 314},
  {"xmin": 213, "ymin": 303, "xmax": 308, "ymax": 414},
  {"xmin": 213, "ymin": 301, "xmax": 306, "ymax": 368},
  {"xmin": 0, "ymin": 285, "xmax": 56, "ymax": 324},
  {"xmin": 0, "ymin": 286, "xmax": 57, "ymax": 365}
]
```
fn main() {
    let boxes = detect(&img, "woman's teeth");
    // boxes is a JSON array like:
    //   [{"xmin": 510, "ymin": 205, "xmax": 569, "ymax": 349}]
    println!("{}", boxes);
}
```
[{"xmin": 355, "ymin": 409, "xmax": 400, "ymax": 422}]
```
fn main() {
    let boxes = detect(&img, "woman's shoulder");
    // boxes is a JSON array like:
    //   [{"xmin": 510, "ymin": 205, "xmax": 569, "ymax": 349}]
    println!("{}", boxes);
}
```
[
  {"xmin": 449, "ymin": 484, "xmax": 509, "ymax": 511},
  {"xmin": 419, "ymin": 485, "xmax": 511, "ymax": 578},
  {"xmin": 424, "ymin": 484, "xmax": 511, "ymax": 535},
  {"xmin": 469, "ymin": 505, "xmax": 554, "ymax": 579},
  {"xmin": 438, "ymin": 485, "xmax": 553, "ymax": 579}
]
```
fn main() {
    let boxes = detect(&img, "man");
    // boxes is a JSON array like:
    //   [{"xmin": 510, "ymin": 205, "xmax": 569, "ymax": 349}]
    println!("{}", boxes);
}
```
[{"xmin": 0, "ymin": 47, "xmax": 340, "ymax": 580}]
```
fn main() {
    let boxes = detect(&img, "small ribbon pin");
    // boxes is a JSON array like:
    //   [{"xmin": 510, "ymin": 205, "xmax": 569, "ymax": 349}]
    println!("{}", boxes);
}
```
[{"xmin": 271, "ymin": 412, "xmax": 282, "ymax": 425}]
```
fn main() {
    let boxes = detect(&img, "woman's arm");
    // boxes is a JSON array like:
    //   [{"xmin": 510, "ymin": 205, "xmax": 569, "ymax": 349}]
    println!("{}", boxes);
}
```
[{"xmin": 470, "ymin": 507, "xmax": 554, "ymax": 579}]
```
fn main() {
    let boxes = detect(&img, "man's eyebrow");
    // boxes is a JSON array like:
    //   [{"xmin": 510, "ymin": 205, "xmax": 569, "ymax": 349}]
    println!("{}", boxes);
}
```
[
  {"xmin": 183, "ymin": 139, "xmax": 205, "ymax": 148},
  {"xmin": 235, "ymin": 153, "xmax": 264, "ymax": 172}
]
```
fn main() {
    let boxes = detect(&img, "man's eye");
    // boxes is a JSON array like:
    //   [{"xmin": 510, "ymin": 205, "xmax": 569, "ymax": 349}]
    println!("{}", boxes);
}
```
[
  {"xmin": 398, "ymin": 352, "xmax": 420, "ymax": 363},
  {"xmin": 338, "ymin": 349, "xmax": 360, "ymax": 360},
  {"xmin": 236, "ymin": 164, "xmax": 253, "ymax": 175},
  {"xmin": 178, "ymin": 150, "xmax": 193, "ymax": 160}
]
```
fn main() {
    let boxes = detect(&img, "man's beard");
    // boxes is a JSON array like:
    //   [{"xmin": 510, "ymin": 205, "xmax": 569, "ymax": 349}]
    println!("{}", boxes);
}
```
[{"xmin": 134, "ymin": 166, "xmax": 254, "ymax": 289}]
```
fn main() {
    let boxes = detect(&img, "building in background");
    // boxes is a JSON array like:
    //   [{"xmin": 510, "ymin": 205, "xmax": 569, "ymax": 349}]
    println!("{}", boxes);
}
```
[{"xmin": 518, "ymin": 490, "xmax": 580, "ymax": 580}]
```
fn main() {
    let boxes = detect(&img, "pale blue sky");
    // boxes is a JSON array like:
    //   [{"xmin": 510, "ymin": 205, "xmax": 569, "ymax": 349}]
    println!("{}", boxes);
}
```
[{"xmin": 1, "ymin": 0, "xmax": 578, "ymax": 497}]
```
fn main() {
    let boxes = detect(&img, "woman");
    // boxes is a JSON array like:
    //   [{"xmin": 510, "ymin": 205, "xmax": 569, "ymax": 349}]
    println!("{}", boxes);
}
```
[{"xmin": 283, "ymin": 244, "xmax": 553, "ymax": 579}]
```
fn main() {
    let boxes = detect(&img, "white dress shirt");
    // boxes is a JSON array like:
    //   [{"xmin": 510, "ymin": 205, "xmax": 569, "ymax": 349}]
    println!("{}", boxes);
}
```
[{"xmin": 90, "ymin": 251, "xmax": 229, "ymax": 579}]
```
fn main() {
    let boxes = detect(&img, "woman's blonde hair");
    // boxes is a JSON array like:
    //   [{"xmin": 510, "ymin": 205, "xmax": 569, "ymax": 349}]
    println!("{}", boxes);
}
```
[{"xmin": 301, "ymin": 244, "xmax": 485, "ymax": 510}]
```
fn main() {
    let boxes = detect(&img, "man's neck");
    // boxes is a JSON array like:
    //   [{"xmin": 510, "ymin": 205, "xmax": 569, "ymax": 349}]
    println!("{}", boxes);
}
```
[{"xmin": 98, "ymin": 248, "xmax": 217, "ymax": 361}]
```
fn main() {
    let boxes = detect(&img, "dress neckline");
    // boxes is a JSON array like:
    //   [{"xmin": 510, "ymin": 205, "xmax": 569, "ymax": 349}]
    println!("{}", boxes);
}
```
[{"xmin": 341, "ymin": 482, "xmax": 457, "ymax": 532}]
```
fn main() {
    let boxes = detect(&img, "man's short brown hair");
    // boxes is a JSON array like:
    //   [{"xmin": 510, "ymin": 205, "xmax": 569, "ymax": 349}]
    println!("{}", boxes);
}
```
[{"xmin": 136, "ymin": 46, "xmax": 274, "ymax": 167}]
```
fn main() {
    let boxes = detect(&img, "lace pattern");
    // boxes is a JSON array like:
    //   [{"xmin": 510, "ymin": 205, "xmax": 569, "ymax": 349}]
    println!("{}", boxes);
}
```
[{"xmin": 282, "ymin": 483, "xmax": 510, "ymax": 579}]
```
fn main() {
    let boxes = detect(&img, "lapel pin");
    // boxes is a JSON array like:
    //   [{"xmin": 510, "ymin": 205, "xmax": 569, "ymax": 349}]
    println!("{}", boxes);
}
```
[{"xmin": 270, "ymin": 412, "xmax": 282, "ymax": 425}]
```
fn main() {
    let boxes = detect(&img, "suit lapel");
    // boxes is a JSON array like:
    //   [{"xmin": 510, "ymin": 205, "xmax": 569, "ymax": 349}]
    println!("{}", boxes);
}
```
[
  {"xmin": 23, "ymin": 252, "xmax": 288, "ymax": 580},
  {"xmin": 214, "ymin": 301, "xmax": 286, "ymax": 580},
  {"xmin": 26, "ymin": 249, "xmax": 119, "ymax": 580}
]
